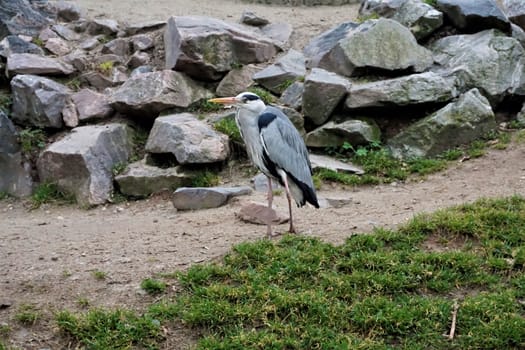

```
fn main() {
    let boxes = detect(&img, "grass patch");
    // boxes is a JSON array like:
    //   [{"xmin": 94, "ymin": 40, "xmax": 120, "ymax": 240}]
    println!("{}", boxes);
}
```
[
  {"xmin": 19, "ymin": 128, "xmax": 46, "ymax": 154},
  {"xmin": 214, "ymin": 117, "xmax": 242, "ymax": 143},
  {"xmin": 92, "ymin": 270, "xmax": 107, "ymax": 280},
  {"xmin": 31, "ymin": 182, "xmax": 75, "ymax": 208},
  {"xmin": 0, "ymin": 91, "xmax": 12, "ymax": 115},
  {"xmin": 189, "ymin": 99, "xmax": 224, "ymax": 113},
  {"xmin": 55, "ymin": 196, "xmax": 525, "ymax": 349},
  {"xmin": 15, "ymin": 304, "xmax": 41, "ymax": 325},
  {"xmin": 97, "ymin": 61, "xmax": 114, "ymax": 76},
  {"xmin": 141, "ymin": 278, "xmax": 167, "ymax": 295},
  {"xmin": 191, "ymin": 171, "xmax": 220, "ymax": 187}
]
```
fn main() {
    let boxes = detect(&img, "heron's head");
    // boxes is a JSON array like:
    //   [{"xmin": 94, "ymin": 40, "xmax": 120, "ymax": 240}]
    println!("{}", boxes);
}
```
[{"xmin": 208, "ymin": 92, "xmax": 266, "ymax": 115}]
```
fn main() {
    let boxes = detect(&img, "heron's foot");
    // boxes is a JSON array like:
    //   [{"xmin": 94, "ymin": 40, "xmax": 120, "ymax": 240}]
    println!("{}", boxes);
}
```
[{"xmin": 288, "ymin": 226, "xmax": 297, "ymax": 234}]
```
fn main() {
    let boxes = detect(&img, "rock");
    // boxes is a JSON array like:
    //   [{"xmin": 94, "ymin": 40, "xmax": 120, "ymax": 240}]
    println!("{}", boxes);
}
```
[
  {"xmin": 391, "ymin": 0, "xmax": 444, "ymax": 40},
  {"xmin": 125, "ymin": 20, "xmax": 166, "ymax": 36},
  {"xmin": 303, "ymin": 68, "xmax": 351, "ymax": 126},
  {"xmin": 51, "ymin": 24, "xmax": 81, "ymax": 41},
  {"xmin": 358, "ymin": 0, "xmax": 406, "ymax": 17},
  {"xmin": 511, "ymin": 23, "xmax": 525, "ymax": 48},
  {"xmin": 256, "ymin": 22, "xmax": 293, "ymax": 50},
  {"xmin": 306, "ymin": 119, "xmax": 381, "ymax": 148},
  {"xmin": 0, "ymin": 112, "xmax": 33, "ymax": 197},
  {"xmin": 87, "ymin": 18, "xmax": 120, "ymax": 35},
  {"xmin": 318, "ymin": 197, "xmax": 353, "ymax": 209},
  {"xmin": 252, "ymin": 173, "xmax": 282, "ymax": 192},
  {"xmin": 216, "ymin": 64, "xmax": 262, "ymax": 97},
  {"xmin": 79, "ymin": 36, "xmax": 100, "ymax": 51},
  {"xmin": 304, "ymin": 18, "xmax": 433, "ymax": 77},
  {"xmin": 236, "ymin": 202, "xmax": 288, "ymax": 225},
  {"xmin": 435, "ymin": 0, "xmax": 511, "ymax": 33},
  {"xmin": 71, "ymin": 89, "xmax": 114, "ymax": 122},
  {"xmin": 309, "ymin": 154, "xmax": 365, "ymax": 174},
  {"xmin": 303, "ymin": 21, "xmax": 358, "ymax": 69},
  {"xmin": 130, "ymin": 65, "xmax": 153, "ymax": 77},
  {"xmin": 37, "ymin": 123, "xmax": 131, "ymax": 206},
  {"xmin": 115, "ymin": 160, "xmax": 194, "ymax": 197},
  {"xmin": 6, "ymin": 53, "xmax": 75, "ymax": 76},
  {"xmin": 82, "ymin": 69, "xmax": 128, "ymax": 90},
  {"xmin": 127, "ymin": 51, "xmax": 150, "ymax": 69},
  {"xmin": 110, "ymin": 70, "xmax": 211, "ymax": 117},
  {"xmin": 431, "ymin": 29, "xmax": 525, "ymax": 104},
  {"xmin": 102, "ymin": 38, "xmax": 130, "ymax": 57},
  {"xmin": 0, "ymin": 35, "xmax": 44, "ymax": 58},
  {"xmin": 130, "ymin": 34, "xmax": 154, "ymax": 51},
  {"xmin": 279, "ymin": 81, "xmax": 303, "ymax": 111},
  {"xmin": 502, "ymin": 0, "xmax": 525, "ymax": 30},
  {"xmin": 38, "ymin": 27, "xmax": 59, "ymax": 42},
  {"xmin": 345, "ymin": 71, "xmax": 458, "ymax": 109},
  {"xmin": 253, "ymin": 49, "xmax": 306, "ymax": 94},
  {"xmin": 44, "ymin": 37, "xmax": 71, "ymax": 56},
  {"xmin": 164, "ymin": 16, "xmax": 278, "ymax": 81},
  {"xmin": 145, "ymin": 113, "xmax": 230, "ymax": 164},
  {"xmin": 62, "ymin": 49, "xmax": 90, "ymax": 71},
  {"xmin": 172, "ymin": 186, "xmax": 252, "ymax": 210},
  {"xmin": 54, "ymin": 1, "xmax": 82, "ymax": 22},
  {"xmin": 0, "ymin": 0, "xmax": 52, "ymax": 38},
  {"xmin": 387, "ymin": 89, "xmax": 497, "ymax": 159},
  {"xmin": 11, "ymin": 74, "xmax": 71, "ymax": 129},
  {"xmin": 240, "ymin": 11, "xmax": 270, "ymax": 26},
  {"xmin": 61, "ymin": 99, "xmax": 78, "ymax": 128}
]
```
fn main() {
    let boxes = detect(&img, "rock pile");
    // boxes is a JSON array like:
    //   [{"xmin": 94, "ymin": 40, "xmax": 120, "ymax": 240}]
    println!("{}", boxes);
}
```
[{"xmin": 0, "ymin": 0, "xmax": 524, "ymax": 209}]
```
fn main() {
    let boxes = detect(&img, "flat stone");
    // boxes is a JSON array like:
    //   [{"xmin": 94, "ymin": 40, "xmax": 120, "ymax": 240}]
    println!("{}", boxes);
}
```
[
  {"xmin": 309, "ymin": 154, "xmax": 365, "ymax": 174},
  {"xmin": 172, "ymin": 186, "xmax": 252, "ymax": 210}
]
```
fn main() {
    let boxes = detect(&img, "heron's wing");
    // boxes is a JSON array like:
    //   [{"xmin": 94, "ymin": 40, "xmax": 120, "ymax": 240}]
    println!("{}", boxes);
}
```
[{"xmin": 258, "ymin": 108, "xmax": 313, "ymax": 189}]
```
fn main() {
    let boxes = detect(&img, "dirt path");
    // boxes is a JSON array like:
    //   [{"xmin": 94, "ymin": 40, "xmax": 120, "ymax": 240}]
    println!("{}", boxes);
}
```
[{"xmin": 2, "ymin": 1, "xmax": 525, "ymax": 348}]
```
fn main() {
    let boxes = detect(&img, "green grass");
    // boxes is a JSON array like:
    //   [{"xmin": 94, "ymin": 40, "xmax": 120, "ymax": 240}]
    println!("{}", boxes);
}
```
[
  {"xmin": 191, "ymin": 171, "xmax": 220, "ymax": 187},
  {"xmin": 141, "ymin": 278, "xmax": 167, "ymax": 294},
  {"xmin": 19, "ymin": 128, "xmax": 46, "ymax": 154},
  {"xmin": 214, "ymin": 117, "xmax": 242, "ymax": 143},
  {"xmin": 31, "ymin": 182, "xmax": 75, "ymax": 208},
  {"xmin": 0, "ymin": 91, "xmax": 11, "ymax": 115},
  {"xmin": 54, "ymin": 196, "xmax": 525, "ymax": 349},
  {"xmin": 92, "ymin": 270, "xmax": 107, "ymax": 280},
  {"xmin": 14, "ymin": 304, "xmax": 41, "ymax": 325}
]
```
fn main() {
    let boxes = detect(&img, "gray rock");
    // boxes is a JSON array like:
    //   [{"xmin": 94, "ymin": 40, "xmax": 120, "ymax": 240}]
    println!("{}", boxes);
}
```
[
  {"xmin": 236, "ymin": 202, "xmax": 288, "ymax": 225},
  {"xmin": 358, "ymin": 0, "xmax": 406, "ymax": 17},
  {"xmin": 305, "ymin": 18, "xmax": 433, "ymax": 77},
  {"xmin": 44, "ymin": 37, "xmax": 71, "ymax": 56},
  {"xmin": 110, "ymin": 70, "xmax": 211, "ymax": 117},
  {"xmin": 54, "ymin": 1, "xmax": 82, "ymax": 22},
  {"xmin": 115, "ymin": 160, "xmax": 194, "ymax": 197},
  {"xmin": 256, "ymin": 22, "xmax": 293, "ymax": 50},
  {"xmin": 0, "ymin": 0, "xmax": 52, "ymax": 38},
  {"xmin": 346, "ymin": 71, "xmax": 458, "ymax": 109},
  {"xmin": 510, "ymin": 23, "xmax": 525, "ymax": 48},
  {"xmin": 130, "ymin": 65, "xmax": 153, "ymax": 77},
  {"xmin": 303, "ymin": 68, "xmax": 351, "ymax": 126},
  {"xmin": 130, "ymin": 34, "xmax": 154, "ymax": 51},
  {"xmin": 127, "ymin": 51, "xmax": 150, "ymax": 69},
  {"xmin": 216, "ymin": 64, "xmax": 262, "ymax": 97},
  {"xmin": 279, "ymin": 81, "xmax": 303, "ymax": 110},
  {"xmin": 62, "ymin": 49, "xmax": 90, "ymax": 71},
  {"xmin": 503, "ymin": 0, "xmax": 525, "ymax": 30},
  {"xmin": 306, "ymin": 118, "xmax": 381, "ymax": 148},
  {"xmin": 62, "ymin": 99, "xmax": 78, "ymax": 128},
  {"xmin": 0, "ymin": 112, "xmax": 33, "ymax": 197},
  {"xmin": 435, "ymin": 0, "xmax": 511, "ymax": 33},
  {"xmin": 172, "ymin": 186, "xmax": 252, "ymax": 210},
  {"xmin": 391, "ymin": 0, "xmax": 444, "ymax": 40},
  {"xmin": 164, "ymin": 16, "xmax": 278, "ymax": 81},
  {"xmin": 303, "ymin": 21, "xmax": 359, "ymax": 69},
  {"xmin": 252, "ymin": 172, "xmax": 281, "ymax": 192},
  {"xmin": 145, "ymin": 113, "xmax": 230, "ymax": 164},
  {"xmin": 6, "ymin": 53, "xmax": 75, "ymax": 76},
  {"xmin": 0, "ymin": 35, "xmax": 44, "ymax": 58},
  {"xmin": 79, "ymin": 36, "xmax": 101, "ymax": 51},
  {"xmin": 240, "ymin": 11, "xmax": 270, "ymax": 26},
  {"xmin": 11, "ymin": 74, "xmax": 71, "ymax": 129},
  {"xmin": 38, "ymin": 27, "xmax": 59, "ymax": 42},
  {"xmin": 309, "ymin": 153, "xmax": 365, "ymax": 174},
  {"xmin": 387, "ymin": 89, "xmax": 496, "ymax": 159},
  {"xmin": 82, "ymin": 69, "xmax": 128, "ymax": 90},
  {"xmin": 318, "ymin": 197, "xmax": 353, "ymax": 209},
  {"xmin": 253, "ymin": 49, "xmax": 306, "ymax": 94},
  {"xmin": 102, "ymin": 38, "xmax": 130, "ymax": 57},
  {"xmin": 87, "ymin": 18, "xmax": 120, "ymax": 35},
  {"xmin": 125, "ymin": 20, "xmax": 166, "ymax": 36},
  {"xmin": 51, "ymin": 24, "xmax": 81, "ymax": 41},
  {"xmin": 37, "ymin": 123, "xmax": 131, "ymax": 206},
  {"xmin": 71, "ymin": 89, "xmax": 113, "ymax": 122},
  {"xmin": 431, "ymin": 29, "xmax": 525, "ymax": 104}
]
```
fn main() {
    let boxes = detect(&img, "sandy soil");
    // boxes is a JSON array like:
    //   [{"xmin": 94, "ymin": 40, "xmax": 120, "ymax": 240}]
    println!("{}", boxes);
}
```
[{"xmin": 2, "ymin": 1, "xmax": 525, "ymax": 348}]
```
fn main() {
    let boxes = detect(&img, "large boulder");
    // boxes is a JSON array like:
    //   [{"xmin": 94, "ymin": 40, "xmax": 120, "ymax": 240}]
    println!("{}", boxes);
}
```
[
  {"xmin": 11, "ymin": 74, "xmax": 71, "ymax": 129},
  {"xmin": 345, "ymin": 71, "xmax": 458, "ymax": 109},
  {"xmin": 0, "ymin": 0, "xmax": 52, "ymax": 39},
  {"xmin": 303, "ymin": 68, "xmax": 351, "ymax": 126},
  {"xmin": 164, "ymin": 16, "xmax": 278, "ymax": 81},
  {"xmin": 145, "ymin": 113, "xmax": 230, "ymax": 164},
  {"xmin": 110, "ymin": 70, "xmax": 211, "ymax": 117},
  {"xmin": 0, "ymin": 112, "xmax": 32, "ymax": 197},
  {"xmin": 431, "ymin": 29, "xmax": 525, "ymax": 104},
  {"xmin": 252, "ymin": 49, "xmax": 306, "ymax": 94},
  {"xmin": 304, "ymin": 18, "xmax": 433, "ymax": 77},
  {"xmin": 216, "ymin": 64, "xmax": 262, "ymax": 97},
  {"xmin": 387, "ymin": 89, "xmax": 496, "ymax": 159},
  {"xmin": 435, "ymin": 0, "xmax": 511, "ymax": 33},
  {"xmin": 306, "ymin": 118, "xmax": 381, "ymax": 148},
  {"xmin": 37, "ymin": 123, "xmax": 132, "ymax": 206},
  {"xmin": 6, "ymin": 53, "xmax": 75, "ymax": 76},
  {"xmin": 115, "ymin": 160, "xmax": 194, "ymax": 197},
  {"xmin": 502, "ymin": 0, "xmax": 525, "ymax": 30}
]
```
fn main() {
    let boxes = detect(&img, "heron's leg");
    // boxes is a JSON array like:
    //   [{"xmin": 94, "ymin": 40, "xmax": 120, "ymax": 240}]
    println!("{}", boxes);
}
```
[
  {"xmin": 280, "ymin": 174, "xmax": 296, "ymax": 234},
  {"xmin": 267, "ymin": 177, "xmax": 273, "ymax": 209}
]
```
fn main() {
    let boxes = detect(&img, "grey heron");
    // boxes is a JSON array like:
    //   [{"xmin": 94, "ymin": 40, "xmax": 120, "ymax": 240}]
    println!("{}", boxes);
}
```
[{"xmin": 209, "ymin": 92, "xmax": 319, "ymax": 237}]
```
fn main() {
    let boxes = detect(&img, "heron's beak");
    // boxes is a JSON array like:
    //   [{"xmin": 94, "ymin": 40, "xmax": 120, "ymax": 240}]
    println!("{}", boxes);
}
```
[{"xmin": 208, "ymin": 97, "xmax": 238, "ymax": 105}]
